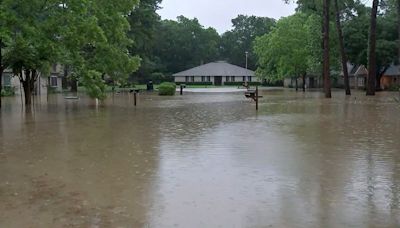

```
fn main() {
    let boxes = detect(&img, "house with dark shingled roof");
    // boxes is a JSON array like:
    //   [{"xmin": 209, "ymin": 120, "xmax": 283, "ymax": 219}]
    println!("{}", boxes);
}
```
[{"xmin": 173, "ymin": 61, "xmax": 259, "ymax": 86}]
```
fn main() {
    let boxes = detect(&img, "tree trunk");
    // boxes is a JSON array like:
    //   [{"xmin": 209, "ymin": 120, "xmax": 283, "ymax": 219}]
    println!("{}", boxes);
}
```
[
  {"xmin": 0, "ymin": 39, "xmax": 3, "ymax": 109},
  {"xmin": 62, "ymin": 65, "xmax": 69, "ymax": 89},
  {"xmin": 295, "ymin": 78, "xmax": 298, "ymax": 91},
  {"xmin": 367, "ymin": 0, "xmax": 379, "ymax": 96},
  {"xmin": 398, "ymin": 0, "xmax": 400, "ymax": 64},
  {"xmin": 22, "ymin": 70, "xmax": 32, "ymax": 106},
  {"xmin": 71, "ymin": 77, "xmax": 78, "ymax": 92},
  {"xmin": 323, "ymin": 0, "xmax": 332, "ymax": 98},
  {"xmin": 302, "ymin": 74, "xmax": 306, "ymax": 92},
  {"xmin": 334, "ymin": 0, "xmax": 351, "ymax": 95}
]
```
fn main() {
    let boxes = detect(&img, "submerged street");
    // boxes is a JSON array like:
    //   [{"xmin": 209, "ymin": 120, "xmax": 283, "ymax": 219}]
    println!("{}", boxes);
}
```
[{"xmin": 0, "ymin": 89, "xmax": 400, "ymax": 227}]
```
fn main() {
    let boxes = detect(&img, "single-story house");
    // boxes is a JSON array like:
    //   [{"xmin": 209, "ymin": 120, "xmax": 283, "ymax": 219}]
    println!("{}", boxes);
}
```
[
  {"xmin": 283, "ymin": 75, "xmax": 322, "ymax": 89},
  {"xmin": 338, "ymin": 63, "xmax": 367, "ymax": 89},
  {"xmin": 173, "ymin": 61, "xmax": 259, "ymax": 86},
  {"xmin": 380, "ymin": 64, "xmax": 400, "ymax": 90},
  {"xmin": 1, "ymin": 64, "xmax": 64, "ymax": 95}
]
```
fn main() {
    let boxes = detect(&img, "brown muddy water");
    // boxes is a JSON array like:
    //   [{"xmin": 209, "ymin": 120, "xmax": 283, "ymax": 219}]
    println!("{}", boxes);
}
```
[{"xmin": 0, "ymin": 89, "xmax": 400, "ymax": 228}]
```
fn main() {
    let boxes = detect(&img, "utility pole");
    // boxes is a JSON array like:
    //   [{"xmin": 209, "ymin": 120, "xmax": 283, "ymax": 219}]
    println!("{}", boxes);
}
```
[{"xmin": 245, "ymin": 51, "xmax": 249, "ymax": 69}]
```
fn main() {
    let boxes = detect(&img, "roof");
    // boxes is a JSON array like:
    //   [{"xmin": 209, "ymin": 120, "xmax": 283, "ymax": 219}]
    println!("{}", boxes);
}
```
[
  {"xmin": 173, "ymin": 61, "xmax": 255, "ymax": 77},
  {"xmin": 354, "ymin": 65, "xmax": 368, "ymax": 76},
  {"xmin": 383, "ymin": 65, "xmax": 400, "ymax": 76}
]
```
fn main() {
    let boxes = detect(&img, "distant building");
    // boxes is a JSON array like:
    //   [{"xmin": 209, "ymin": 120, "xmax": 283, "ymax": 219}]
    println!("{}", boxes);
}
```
[
  {"xmin": 380, "ymin": 64, "xmax": 400, "ymax": 90},
  {"xmin": 1, "ymin": 64, "xmax": 64, "ymax": 95},
  {"xmin": 338, "ymin": 63, "xmax": 367, "ymax": 89},
  {"xmin": 173, "ymin": 61, "xmax": 258, "ymax": 86},
  {"xmin": 283, "ymin": 76, "xmax": 322, "ymax": 89}
]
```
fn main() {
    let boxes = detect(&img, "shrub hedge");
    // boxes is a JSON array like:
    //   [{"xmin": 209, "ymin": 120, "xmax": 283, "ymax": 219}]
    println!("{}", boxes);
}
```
[
  {"xmin": 158, "ymin": 82, "xmax": 176, "ymax": 96},
  {"xmin": 0, "ymin": 86, "xmax": 15, "ymax": 97}
]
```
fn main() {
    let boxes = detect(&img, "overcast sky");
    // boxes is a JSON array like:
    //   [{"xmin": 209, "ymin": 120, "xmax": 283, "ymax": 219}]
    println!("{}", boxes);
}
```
[
  {"xmin": 158, "ymin": 0, "xmax": 373, "ymax": 34},
  {"xmin": 157, "ymin": 0, "xmax": 297, "ymax": 34}
]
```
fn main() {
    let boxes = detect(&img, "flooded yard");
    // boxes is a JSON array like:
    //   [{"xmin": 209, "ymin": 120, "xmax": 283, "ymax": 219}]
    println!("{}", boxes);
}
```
[{"xmin": 1, "ymin": 89, "xmax": 400, "ymax": 227}]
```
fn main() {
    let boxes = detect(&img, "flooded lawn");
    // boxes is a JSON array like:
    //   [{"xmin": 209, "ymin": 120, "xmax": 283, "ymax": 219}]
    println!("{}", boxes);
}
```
[{"xmin": 1, "ymin": 89, "xmax": 400, "ymax": 227}]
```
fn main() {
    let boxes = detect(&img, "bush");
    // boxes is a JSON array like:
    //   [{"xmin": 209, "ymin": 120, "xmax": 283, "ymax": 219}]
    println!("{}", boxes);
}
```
[
  {"xmin": 388, "ymin": 84, "xmax": 400, "ymax": 91},
  {"xmin": 175, "ymin": 82, "xmax": 213, "ymax": 86},
  {"xmin": 158, "ymin": 82, "xmax": 176, "ymax": 96},
  {"xmin": 1, "ymin": 86, "xmax": 15, "ymax": 97}
]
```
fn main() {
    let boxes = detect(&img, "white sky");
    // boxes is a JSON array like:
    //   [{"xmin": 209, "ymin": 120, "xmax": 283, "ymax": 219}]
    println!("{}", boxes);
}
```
[
  {"xmin": 157, "ymin": 0, "xmax": 297, "ymax": 33},
  {"xmin": 158, "ymin": 0, "xmax": 373, "ymax": 34}
]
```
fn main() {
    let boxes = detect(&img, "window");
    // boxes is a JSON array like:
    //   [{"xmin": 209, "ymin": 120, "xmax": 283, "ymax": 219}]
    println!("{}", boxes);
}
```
[
  {"xmin": 243, "ymin": 76, "xmax": 246, "ymax": 82},
  {"xmin": 226, "ymin": 76, "xmax": 230, "ymax": 82},
  {"xmin": 191, "ymin": 76, "xmax": 195, "ymax": 82},
  {"xmin": 248, "ymin": 76, "xmax": 252, "ymax": 82},
  {"xmin": 207, "ymin": 76, "xmax": 211, "ymax": 82},
  {"xmin": 231, "ymin": 76, "xmax": 235, "ymax": 82},
  {"xmin": 50, "ymin": 76, "xmax": 58, "ymax": 87},
  {"xmin": 3, "ymin": 74, "xmax": 12, "ymax": 87},
  {"xmin": 201, "ymin": 76, "xmax": 205, "ymax": 82},
  {"xmin": 185, "ymin": 76, "xmax": 189, "ymax": 82}
]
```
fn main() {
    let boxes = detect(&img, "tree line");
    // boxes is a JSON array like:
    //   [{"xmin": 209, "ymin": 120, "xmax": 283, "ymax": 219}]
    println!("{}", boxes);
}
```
[{"xmin": 258, "ymin": 0, "xmax": 400, "ymax": 97}]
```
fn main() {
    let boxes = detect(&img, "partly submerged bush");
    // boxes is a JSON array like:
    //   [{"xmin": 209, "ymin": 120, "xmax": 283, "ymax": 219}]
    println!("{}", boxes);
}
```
[
  {"xmin": 1, "ymin": 86, "xmax": 15, "ymax": 97},
  {"xmin": 158, "ymin": 82, "xmax": 176, "ymax": 96}
]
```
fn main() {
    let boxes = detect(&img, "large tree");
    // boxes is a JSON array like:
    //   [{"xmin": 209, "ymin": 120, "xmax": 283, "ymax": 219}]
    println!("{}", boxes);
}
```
[
  {"xmin": 127, "ymin": 0, "xmax": 162, "ymax": 83},
  {"xmin": 334, "ymin": 0, "xmax": 351, "ymax": 95},
  {"xmin": 323, "ymin": 0, "xmax": 332, "ymax": 98},
  {"xmin": 154, "ymin": 16, "xmax": 220, "ymax": 74},
  {"xmin": 255, "ymin": 13, "xmax": 317, "ymax": 91},
  {"xmin": 366, "ymin": 0, "xmax": 380, "ymax": 95},
  {"xmin": 220, "ymin": 15, "xmax": 275, "ymax": 70},
  {"xmin": 2, "ymin": 0, "xmax": 140, "ymax": 105}
]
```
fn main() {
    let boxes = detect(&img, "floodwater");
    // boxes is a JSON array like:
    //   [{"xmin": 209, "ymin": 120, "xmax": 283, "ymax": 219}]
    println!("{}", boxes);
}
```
[{"xmin": 1, "ymin": 89, "xmax": 400, "ymax": 228}]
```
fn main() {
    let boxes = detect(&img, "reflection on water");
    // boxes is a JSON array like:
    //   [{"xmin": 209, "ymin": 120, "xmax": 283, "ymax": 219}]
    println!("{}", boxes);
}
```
[{"xmin": 0, "ymin": 89, "xmax": 400, "ymax": 227}]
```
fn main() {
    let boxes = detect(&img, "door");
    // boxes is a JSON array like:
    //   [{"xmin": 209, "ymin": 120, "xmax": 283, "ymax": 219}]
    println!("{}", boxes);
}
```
[{"xmin": 214, "ymin": 76, "xmax": 222, "ymax": 86}]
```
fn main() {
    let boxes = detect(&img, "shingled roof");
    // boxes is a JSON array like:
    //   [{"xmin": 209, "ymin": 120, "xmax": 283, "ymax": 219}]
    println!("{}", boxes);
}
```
[
  {"xmin": 384, "ymin": 65, "xmax": 400, "ymax": 76},
  {"xmin": 173, "ymin": 61, "xmax": 255, "ymax": 77}
]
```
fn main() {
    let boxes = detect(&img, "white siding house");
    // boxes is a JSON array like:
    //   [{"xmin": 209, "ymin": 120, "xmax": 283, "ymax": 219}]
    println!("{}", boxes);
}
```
[
  {"xmin": 1, "ymin": 64, "xmax": 64, "ymax": 95},
  {"xmin": 173, "ymin": 61, "xmax": 259, "ymax": 85}
]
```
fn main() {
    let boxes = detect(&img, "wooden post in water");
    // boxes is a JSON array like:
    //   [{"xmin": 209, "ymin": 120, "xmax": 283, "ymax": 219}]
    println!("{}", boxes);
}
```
[
  {"xmin": 256, "ymin": 85, "xmax": 259, "ymax": 111},
  {"xmin": 134, "ymin": 91, "xmax": 137, "ymax": 106}
]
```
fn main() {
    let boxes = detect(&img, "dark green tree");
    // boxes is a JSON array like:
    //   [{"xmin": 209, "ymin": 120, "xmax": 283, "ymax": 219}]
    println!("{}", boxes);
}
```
[
  {"xmin": 154, "ymin": 16, "xmax": 220, "ymax": 74},
  {"xmin": 220, "ymin": 15, "xmax": 275, "ymax": 70}
]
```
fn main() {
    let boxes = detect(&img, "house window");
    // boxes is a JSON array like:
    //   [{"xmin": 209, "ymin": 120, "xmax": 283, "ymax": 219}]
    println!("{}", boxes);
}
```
[
  {"xmin": 185, "ymin": 76, "xmax": 189, "ymax": 82},
  {"xmin": 226, "ymin": 76, "xmax": 230, "ymax": 82},
  {"xmin": 50, "ymin": 76, "xmax": 58, "ymax": 87},
  {"xmin": 248, "ymin": 76, "xmax": 252, "ymax": 82},
  {"xmin": 243, "ymin": 76, "xmax": 246, "ymax": 82},
  {"xmin": 207, "ymin": 76, "xmax": 211, "ymax": 82},
  {"xmin": 231, "ymin": 76, "xmax": 235, "ymax": 82},
  {"xmin": 3, "ymin": 74, "xmax": 12, "ymax": 87},
  {"xmin": 191, "ymin": 76, "xmax": 195, "ymax": 82},
  {"xmin": 201, "ymin": 76, "xmax": 205, "ymax": 82}
]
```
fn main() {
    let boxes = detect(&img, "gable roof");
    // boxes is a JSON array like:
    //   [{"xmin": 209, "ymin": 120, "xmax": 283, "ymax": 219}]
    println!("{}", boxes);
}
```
[
  {"xmin": 384, "ymin": 65, "xmax": 400, "ymax": 76},
  {"xmin": 173, "ymin": 61, "xmax": 255, "ymax": 77}
]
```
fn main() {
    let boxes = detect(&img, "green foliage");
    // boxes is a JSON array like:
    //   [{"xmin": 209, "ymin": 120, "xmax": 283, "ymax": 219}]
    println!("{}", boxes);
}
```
[
  {"xmin": 0, "ymin": 86, "xmax": 15, "ymax": 97},
  {"xmin": 158, "ymin": 82, "xmax": 176, "ymax": 96},
  {"xmin": 80, "ymin": 70, "xmax": 107, "ymax": 100},
  {"xmin": 220, "ymin": 15, "xmax": 276, "ymax": 70},
  {"xmin": 388, "ymin": 84, "xmax": 400, "ymax": 91},
  {"xmin": 153, "ymin": 16, "xmax": 221, "ymax": 74},
  {"xmin": 1, "ymin": 0, "xmax": 141, "ymax": 101},
  {"xmin": 254, "ymin": 12, "xmax": 340, "ymax": 82}
]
